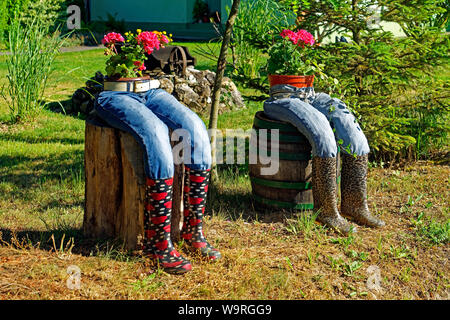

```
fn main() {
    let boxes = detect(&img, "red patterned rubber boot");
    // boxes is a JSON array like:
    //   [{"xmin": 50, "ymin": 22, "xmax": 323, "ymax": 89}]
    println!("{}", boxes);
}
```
[
  {"xmin": 181, "ymin": 168, "xmax": 221, "ymax": 261},
  {"xmin": 144, "ymin": 177, "xmax": 192, "ymax": 274}
]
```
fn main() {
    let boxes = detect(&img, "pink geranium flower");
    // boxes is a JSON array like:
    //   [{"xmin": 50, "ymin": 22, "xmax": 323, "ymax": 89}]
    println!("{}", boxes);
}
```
[
  {"xmin": 280, "ymin": 29, "xmax": 296, "ymax": 40},
  {"xmin": 136, "ymin": 31, "xmax": 161, "ymax": 54},
  {"xmin": 159, "ymin": 34, "xmax": 170, "ymax": 45},
  {"xmin": 102, "ymin": 29, "xmax": 172, "ymax": 78},
  {"xmin": 297, "ymin": 29, "xmax": 315, "ymax": 46},
  {"xmin": 280, "ymin": 29, "xmax": 315, "ymax": 47},
  {"xmin": 101, "ymin": 32, "xmax": 125, "ymax": 45}
]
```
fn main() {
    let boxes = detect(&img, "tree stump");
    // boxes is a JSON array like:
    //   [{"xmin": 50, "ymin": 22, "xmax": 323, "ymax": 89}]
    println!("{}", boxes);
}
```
[{"xmin": 83, "ymin": 116, "xmax": 184, "ymax": 250}]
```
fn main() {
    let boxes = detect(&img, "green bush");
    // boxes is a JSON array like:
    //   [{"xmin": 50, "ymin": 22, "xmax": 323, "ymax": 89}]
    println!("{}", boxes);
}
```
[
  {"xmin": 2, "ymin": 16, "xmax": 64, "ymax": 123},
  {"xmin": 310, "ymin": 31, "xmax": 449, "ymax": 160},
  {"xmin": 235, "ymin": 0, "xmax": 449, "ymax": 160},
  {"xmin": 0, "ymin": 1, "xmax": 7, "ymax": 42},
  {"xmin": 20, "ymin": 0, "xmax": 66, "ymax": 30},
  {"xmin": 295, "ymin": 1, "xmax": 450, "ymax": 160},
  {"xmin": 0, "ymin": 0, "xmax": 66, "ymax": 44},
  {"xmin": 229, "ymin": 0, "xmax": 295, "ymax": 91},
  {"xmin": 0, "ymin": 0, "xmax": 30, "ymax": 41}
]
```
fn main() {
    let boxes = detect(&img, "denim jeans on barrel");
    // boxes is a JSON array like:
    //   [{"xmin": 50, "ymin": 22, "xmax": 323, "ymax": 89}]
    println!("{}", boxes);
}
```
[
  {"xmin": 263, "ymin": 85, "xmax": 370, "ymax": 158},
  {"xmin": 95, "ymin": 89, "xmax": 212, "ymax": 179}
]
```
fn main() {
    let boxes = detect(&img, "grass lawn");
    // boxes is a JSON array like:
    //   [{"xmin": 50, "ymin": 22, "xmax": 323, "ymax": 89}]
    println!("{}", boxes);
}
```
[{"xmin": 0, "ymin": 44, "xmax": 448, "ymax": 300}]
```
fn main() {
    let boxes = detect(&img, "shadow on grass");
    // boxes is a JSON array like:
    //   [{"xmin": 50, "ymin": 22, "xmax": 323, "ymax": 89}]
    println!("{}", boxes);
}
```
[
  {"xmin": 0, "ymin": 100, "xmax": 86, "ymax": 145},
  {"xmin": 0, "ymin": 163, "xmax": 296, "ymax": 260},
  {"xmin": 0, "ymin": 98, "xmax": 86, "ymax": 124},
  {"xmin": 45, "ymin": 98, "xmax": 91, "ymax": 121},
  {"xmin": 0, "ymin": 132, "xmax": 296, "ymax": 258},
  {"xmin": 242, "ymin": 94, "xmax": 270, "ymax": 102},
  {"xmin": 208, "ymin": 181, "xmax": 255, "ymax": 220},
  {"xmin": 3, "ymin": 97, "xmax": 88, "ymax": 124},
  {"xmin": 207, "ymin": 163, "xmax": 299, "ymax": 224},
  {"xmin": 45, "ymin": 98, "xmax": 72, "ymax": 114},
  {"xmin": 0, "ymin": 227, "xmax": 132, "ymax": 258},
  {"xmin": 0, "ymin": 132, "xmax": 84, "ymax": 145},
  {"xmin": 0, "ymin": 149, "xmax": 85, "ymax": 198},
  {"xmin": 37, "ymin": 200, "xmax": 85, "ymax": 213}
]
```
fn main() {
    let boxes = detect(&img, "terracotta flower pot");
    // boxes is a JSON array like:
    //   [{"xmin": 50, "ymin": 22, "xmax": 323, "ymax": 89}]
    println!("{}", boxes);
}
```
[
  {"xmin": 104, "ymin": 75, "xmax": 159, "ymax": 93},
  {"xmin": 268, "ymin": 74, "xmax": 315, "ymax": 88}
]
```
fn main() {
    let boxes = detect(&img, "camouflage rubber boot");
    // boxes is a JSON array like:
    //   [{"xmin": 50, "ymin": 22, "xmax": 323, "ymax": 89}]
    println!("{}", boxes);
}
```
[
  {"xmin": 312, "ymin": 157, "xmax": 355, "ymax": 234},
  {"xmin": 340, "ymin": 153, "xmax": 385, "ymax": 228}
]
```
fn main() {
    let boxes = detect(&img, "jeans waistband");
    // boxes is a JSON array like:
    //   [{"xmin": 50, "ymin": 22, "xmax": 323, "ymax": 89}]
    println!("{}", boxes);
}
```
[
  {"xmin": 269, "ymin": 84, "xmax": 316, "ymax": 102},
  {"xmin": 103, "ymin": 79, "xmax": 161, "ymax": 93}
]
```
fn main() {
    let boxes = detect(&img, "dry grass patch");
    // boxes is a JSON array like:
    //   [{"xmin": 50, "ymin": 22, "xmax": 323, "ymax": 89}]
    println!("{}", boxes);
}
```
[
  {"xmin": 0, "ymin": 161, "xmax": 448, "ymax": 300},
  {"xmin": 0, "ymin": 48, "xmax": 448, "ymax": 299}
]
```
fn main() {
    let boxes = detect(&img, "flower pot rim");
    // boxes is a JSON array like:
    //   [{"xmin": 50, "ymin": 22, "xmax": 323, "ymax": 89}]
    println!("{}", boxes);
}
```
[
  {"xmin": 268, "ymin": 74, "xmax": 315, "ymax": 88},
  {"xmin": 104, "ymin": 75, "xmax": 151, "ymax": 82},
  {"xmin": 268, "ymin": 74, "xmax": 315, "ymax": 78}
]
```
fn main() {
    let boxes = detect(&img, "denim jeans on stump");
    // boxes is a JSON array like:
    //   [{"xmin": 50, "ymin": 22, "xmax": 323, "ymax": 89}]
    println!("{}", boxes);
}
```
[
  {"xmin": 95, "ymin": 89, "xmax": 212, "ymax": 179},
  {"xmin": 263, "ymin": 85, "xmax": 370, "ymax": 158}
]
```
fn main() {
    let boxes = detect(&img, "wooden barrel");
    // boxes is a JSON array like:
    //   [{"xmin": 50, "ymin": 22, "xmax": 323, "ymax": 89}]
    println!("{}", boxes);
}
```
[{"xmin": 249, "ymin": 111, "xmax": 340, "ymax": 210}]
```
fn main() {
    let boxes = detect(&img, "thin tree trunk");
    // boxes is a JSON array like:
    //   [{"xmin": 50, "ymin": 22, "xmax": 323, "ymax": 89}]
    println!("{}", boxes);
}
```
[
  {"xmin": 208, "ymin": 0, "xmax": 241, "ymax": 178},
  {"xmin": 351, "ymin": 0, "xmax": 361, "ymax": 44}
]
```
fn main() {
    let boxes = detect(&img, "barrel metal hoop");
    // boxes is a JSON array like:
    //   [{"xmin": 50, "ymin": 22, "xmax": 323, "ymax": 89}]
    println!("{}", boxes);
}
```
[
  {"xmin": 249, "ymin": 149, "xmax": 312, "ymax": 161},
  {"xmin": 250, "ymin": 176, "xmax": 311, "ymax": 190},
  {"xmin": 253, "ymin": 194, "xmax": 314, "ymax": 210},
  {"xmin": 251, "ymin": 176, "xmax": 341, "ymax": 189},
  {"xmin": 254, "ymin": 130, "xmax": 308, "ymax": 143},
  {"xmin": 253, "ymin": 114, "xmax": 299, "ymax": 133}
]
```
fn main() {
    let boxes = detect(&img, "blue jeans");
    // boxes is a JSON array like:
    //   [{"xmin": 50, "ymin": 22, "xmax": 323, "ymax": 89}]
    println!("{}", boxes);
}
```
[
  {"xmin": 263, "ymin": 86, "xmax": 370, "ymax": 158},
  {"xmin": 95, "ymin": 89, "xmax": 212, "ymax": 179}
]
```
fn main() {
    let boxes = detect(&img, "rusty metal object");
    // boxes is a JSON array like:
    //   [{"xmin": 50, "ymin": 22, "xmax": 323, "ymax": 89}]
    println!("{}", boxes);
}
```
[
  {"xmin": 145, "ymin": 46, "xmax": 196, "ymax": 77},
  {"xmin": 115, "ymin": 44, "xmax": 196, "ymax": 77},
  {"xmin": 169, "ymin": 46, "xmax": 187, "ymax": 76}
]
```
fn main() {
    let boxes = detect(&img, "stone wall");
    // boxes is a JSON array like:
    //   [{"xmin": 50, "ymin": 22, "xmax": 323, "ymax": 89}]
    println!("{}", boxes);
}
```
[
  {"xmin": 161, "ymin": 66, "xmax": 245, "ymax": 115},
  {"xmin": 70, "ymin": 67, "xmax": 245, "ymax": 117}
]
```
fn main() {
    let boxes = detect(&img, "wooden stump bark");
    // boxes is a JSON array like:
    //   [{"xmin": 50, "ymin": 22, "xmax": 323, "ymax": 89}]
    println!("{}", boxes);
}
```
[{"xmin": 83, "ymin": 117, "xmax": 184, "ymax": 250}]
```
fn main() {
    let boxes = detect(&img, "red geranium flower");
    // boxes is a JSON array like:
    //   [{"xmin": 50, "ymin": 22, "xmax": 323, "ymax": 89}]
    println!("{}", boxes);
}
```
[
  {"xmin": 102, "ymin": 29, "xmax": 172, "ymax": 78},
  {"xmin": 101, "ymin": 32, "xmax": 125, "ymax": 46},
  {"xmin": 133, "ymin": 60, "xmax": 146, "ymax": 71},
  {"xmin": 280, "ymin": 29, "xmax": 315, "ymax": 46},
  {"xmin": 136, "ymin": 31, "xmax": 161, "ymax": 55}
]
